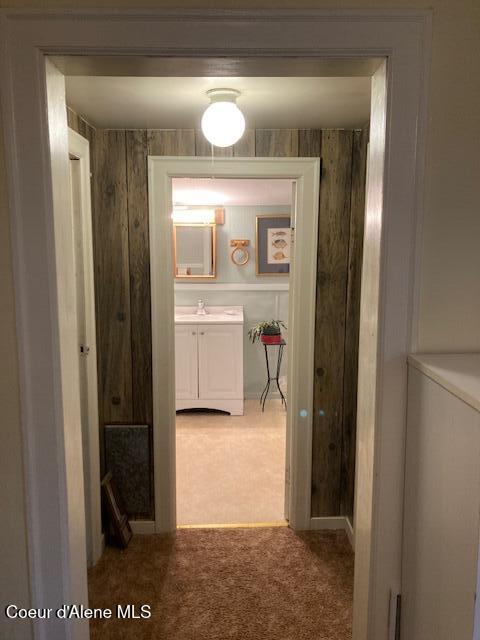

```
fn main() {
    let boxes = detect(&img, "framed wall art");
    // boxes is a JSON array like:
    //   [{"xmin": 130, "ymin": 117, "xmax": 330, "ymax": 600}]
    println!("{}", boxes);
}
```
[{"xmin": 255, "ymin": 214, "xmax": 291, "ymax": 275}]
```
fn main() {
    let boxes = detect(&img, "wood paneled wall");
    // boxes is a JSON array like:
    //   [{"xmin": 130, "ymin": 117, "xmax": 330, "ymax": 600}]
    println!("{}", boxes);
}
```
[
  {"xmin": 310, "ymin": 128, "xmax": 368, "ymax": 521},
  {"xmin": 68, "ymin": 109, "xmax": 368, "ymax": 521}
]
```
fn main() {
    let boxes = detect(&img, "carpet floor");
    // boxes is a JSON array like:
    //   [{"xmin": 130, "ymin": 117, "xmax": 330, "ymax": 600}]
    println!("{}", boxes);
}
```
[
  {"xmin": 88, "ymin": 527, "xmax": 354, "ymax": 640},
  {"xmin": 176, "ymin": 399, "xmax": 286, "ymax": 526}
]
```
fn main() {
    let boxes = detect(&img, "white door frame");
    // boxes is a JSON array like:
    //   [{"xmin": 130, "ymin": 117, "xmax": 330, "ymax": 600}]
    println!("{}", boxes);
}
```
[
  {"xmin": 68, "ymin": 128, "xmax": 102, "ymax": 567},
  {"xmin": 0, "ymin": 9, "xmax": 431, "ymax": 640},
  {"xmin": 148, "ymin": 156, "xmax": 320, "ymax": 534}
]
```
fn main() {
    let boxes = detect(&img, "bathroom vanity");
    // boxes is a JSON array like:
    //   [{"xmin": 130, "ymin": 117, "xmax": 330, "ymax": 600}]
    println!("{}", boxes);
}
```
[{"xmin": 174, "ymin": 306, "xmax": 244, "ymax": 415}]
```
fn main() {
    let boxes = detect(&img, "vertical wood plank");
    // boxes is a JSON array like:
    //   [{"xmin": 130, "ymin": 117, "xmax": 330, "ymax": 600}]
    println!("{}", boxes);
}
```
[
  {"xmin": 234, "ymin": 129, "xmax": 255, "ymax": 157},
  {"xmin": 195, "ymin": 130, "xmax": 233, "ymax": 157},
  {"xmin": 340, "ymin": 127, "xmax": 369, "ymax": 520},
  {"xmin": 298, "ymin": 129, "xmax": 322, "ymax": 157},
  {"xmin": 255, "ymin": 129, "xmax": 299, "ymax": 157},
  {"xmin": 311, "ymin": 129, "xmax": 354, "ymax": 517},
  {"xmin": 126, "ymin": 130, "xmax": 153, "ymax": 427},
  {"xmin": 66, "ymin": 106, "xmax": 79, "ymax": 132},
  {"xmin": 76, "ymin": 117, "xmax": 88, "ymax": 139},
  {"xmin": 147, "ymin": 129, "xmax": 195, "ymax": 156},
  {"xmin": 93, "ymin": 130, "xmax": 133, "ymax": 425},
  {"xmin": 66, "ymin": 106, "xmax": 89, "ymax": 139}
]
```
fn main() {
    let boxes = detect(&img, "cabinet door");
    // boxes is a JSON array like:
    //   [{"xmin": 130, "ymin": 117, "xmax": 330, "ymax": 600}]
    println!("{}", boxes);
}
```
[
  {"xmin": 174, "ymin": 325, "xmax": 198, "ymax": 399},
  {"xmin": 198, "ymin": 324, "xmax": 243, "ymax": 399}
]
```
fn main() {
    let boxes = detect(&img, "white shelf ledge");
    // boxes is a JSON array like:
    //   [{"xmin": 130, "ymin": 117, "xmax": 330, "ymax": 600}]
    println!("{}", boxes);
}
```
[{"xmin": 408, "ymin": 353, "xmax": 480, "ymax": 413}]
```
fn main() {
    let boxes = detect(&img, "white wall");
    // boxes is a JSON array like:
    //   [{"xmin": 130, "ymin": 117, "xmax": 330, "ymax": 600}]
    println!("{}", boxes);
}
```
[{"xmin": 0, "ymin": 114, "xmax": 32, "ymax": 640}]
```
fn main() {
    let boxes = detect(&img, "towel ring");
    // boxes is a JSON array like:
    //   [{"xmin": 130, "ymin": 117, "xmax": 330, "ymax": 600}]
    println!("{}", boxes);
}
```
[{"xmin": 230, "ymin": 239, "xmax": 250, "ymax": 266}]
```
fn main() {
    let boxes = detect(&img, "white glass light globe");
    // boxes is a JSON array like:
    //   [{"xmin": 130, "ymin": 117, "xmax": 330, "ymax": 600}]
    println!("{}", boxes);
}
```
[{"xmin": 201, "ymin": 101, "xmax": 246, "ymax": 148}]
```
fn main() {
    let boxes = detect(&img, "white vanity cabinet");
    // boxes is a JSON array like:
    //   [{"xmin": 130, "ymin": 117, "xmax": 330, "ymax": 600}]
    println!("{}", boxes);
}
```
[
  {"xmin": 174, "ymin": 306, "xmax": 244, "ymax": 415},
  {"xmin": 174, "ymin": 324, "xmax": 199, "ymax": 400}
]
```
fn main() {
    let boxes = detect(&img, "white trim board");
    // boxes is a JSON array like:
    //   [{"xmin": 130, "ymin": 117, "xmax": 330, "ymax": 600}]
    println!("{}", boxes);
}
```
[
  {"xmin": 346, "ymin": 517, "xmax": 355, "ymax": 550},
  {"xmin": 174, "ymin": 283, "xmax": 289, "ymax": 291},
  {"xmin": 148, "ymin": 156, "xmax": 320, "ymax": 536},
  {"xmin": 310, "ymin": 517, "xmax": 355, "ymax": 550},
  {"xmin": 0, "ymin": 10, "xmax": 431, "ymax": 640},
  {"xmin": 129, "ymin": 520, "xmax": 156, "ymax": 535}
]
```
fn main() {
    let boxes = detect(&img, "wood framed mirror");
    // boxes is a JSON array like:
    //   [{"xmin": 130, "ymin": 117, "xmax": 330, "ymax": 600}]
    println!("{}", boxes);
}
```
[{"xmin": 173, "ymin": 223, "xmax": 217, "ymax": 279}]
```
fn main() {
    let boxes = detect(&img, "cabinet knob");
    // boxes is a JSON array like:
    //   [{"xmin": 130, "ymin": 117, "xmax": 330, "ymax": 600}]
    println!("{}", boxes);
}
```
[{"xmin": 200, "ymin": 332, "xmax": 205, "ymax": 335}]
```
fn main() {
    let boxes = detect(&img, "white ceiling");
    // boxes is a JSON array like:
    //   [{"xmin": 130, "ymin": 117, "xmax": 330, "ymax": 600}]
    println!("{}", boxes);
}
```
[
  {"xmin": 65, "ymin": 76, "xmax": 371, "ymax": 130},
  {"xmin": 172, "ymin": 178, "xmax": 293, "ymax": 207}
]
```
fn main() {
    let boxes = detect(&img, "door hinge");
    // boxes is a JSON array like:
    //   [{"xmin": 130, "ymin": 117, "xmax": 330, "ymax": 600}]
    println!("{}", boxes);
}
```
[
  {"xmin": 389, "ymin": 591, "xmax": 401, "ymax": 640},
  {"xmin": 80, "ymin": 344, "xmax": 90, "ymax": 356}
]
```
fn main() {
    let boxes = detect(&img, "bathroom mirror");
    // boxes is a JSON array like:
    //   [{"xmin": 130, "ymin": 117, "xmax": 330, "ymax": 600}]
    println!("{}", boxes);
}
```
[{"xmin": 173, "ymin": 223, "xmax": 216, "ymax": 278}]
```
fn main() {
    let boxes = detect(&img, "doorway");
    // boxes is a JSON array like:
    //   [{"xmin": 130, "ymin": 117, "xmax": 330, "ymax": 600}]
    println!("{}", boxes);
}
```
[
  {"xmin": 148, "ymin": 156, "xmax": 320, "ymax": 533},
  {"xmin": 171, "ymin": 176, "xmax": 292, "ymax": 527},
  {"xmin": 1, "ymin": 10, "xmax": 430, "ymax": 640}
]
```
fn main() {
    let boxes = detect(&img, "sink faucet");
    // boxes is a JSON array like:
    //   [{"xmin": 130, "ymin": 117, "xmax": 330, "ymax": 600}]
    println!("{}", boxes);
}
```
[{"xmin": 196, "ymin": 299, "xmax": 207, "ymax": 315}]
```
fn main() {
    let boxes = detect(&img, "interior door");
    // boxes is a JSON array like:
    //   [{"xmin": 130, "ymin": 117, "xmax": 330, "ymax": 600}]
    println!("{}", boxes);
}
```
[
  {"xmin": 174, "ymin": 325, "xmax": 199, "ymax": 399},
  {"xmin": 70, "ymin": 157, "xmax": 92, "ymax": 566},
  {"xmin": 198, "ymin": 324, "xmax": 243, "ymax": 399}
]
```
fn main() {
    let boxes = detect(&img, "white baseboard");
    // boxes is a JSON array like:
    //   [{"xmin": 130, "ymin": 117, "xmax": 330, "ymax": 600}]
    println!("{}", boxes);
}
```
[
  {"xmin": 309, "ymin": 516, "xmax": 355, "ymax": 551},
  {"xmin": 345, "ymin": 516, "xmax": 355, "ymax": 550},
  {"xmin": 129, "ymin": 520, "xmax": 156, "ymax": 535},
  {"xmin": 310, "ymin": 516, "xmax": 347, "ymax": 530},
  {"xmin": 129, "ymin": 517, "xmax": 355, "ymax": 549}
]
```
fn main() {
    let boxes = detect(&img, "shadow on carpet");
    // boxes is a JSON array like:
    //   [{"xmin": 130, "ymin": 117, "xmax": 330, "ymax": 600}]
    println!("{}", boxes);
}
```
[{"xmin": 88, "ymin": 527, "xmax": 353, "ymax": 640}]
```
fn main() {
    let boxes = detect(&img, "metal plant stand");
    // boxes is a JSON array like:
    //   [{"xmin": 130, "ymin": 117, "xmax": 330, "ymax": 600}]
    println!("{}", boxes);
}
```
[{"xmin": 260, "ymin": 339, "xmax": 287, "ymax": 411}]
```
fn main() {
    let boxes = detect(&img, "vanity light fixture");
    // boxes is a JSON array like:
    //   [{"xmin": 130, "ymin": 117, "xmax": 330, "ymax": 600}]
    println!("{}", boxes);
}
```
[
  {"xmin": 172, "ymin": 207, "xmax": 216, "ymax": 224},
  {"xmin": 201, "ymin": 88, "xmax": 246, "ymax": 148}
]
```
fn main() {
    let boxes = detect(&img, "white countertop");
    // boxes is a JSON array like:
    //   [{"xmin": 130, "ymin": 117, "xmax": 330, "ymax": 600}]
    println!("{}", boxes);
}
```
[
  {"xmin": 408, "ymin": 353, "xmax": 480, "ymax": 413},
  {"xmin": 174, "ymin": 305, "xmax": 244, "ymax": 325}
]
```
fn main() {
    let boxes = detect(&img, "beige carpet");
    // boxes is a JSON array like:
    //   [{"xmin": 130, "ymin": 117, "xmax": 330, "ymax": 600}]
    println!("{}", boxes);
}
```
[
  {"xmin": 88, "ymin": 527, "xmax": 354, "ymax": 640},
  {"xmin": 176, "ymin": 399, "xmax": 286, "ymax": 526}
]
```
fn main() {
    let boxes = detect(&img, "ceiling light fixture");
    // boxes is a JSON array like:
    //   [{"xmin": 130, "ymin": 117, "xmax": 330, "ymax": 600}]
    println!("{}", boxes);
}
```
[{"xmin": 201, "ymin": 88, "xmax": 246, "ymax": 148}]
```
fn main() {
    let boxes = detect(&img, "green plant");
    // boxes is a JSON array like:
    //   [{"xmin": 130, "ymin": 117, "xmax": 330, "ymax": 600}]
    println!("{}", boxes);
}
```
[{"xmin": 248, "ymin": 319, "xmax": 287, "ymax": 344}]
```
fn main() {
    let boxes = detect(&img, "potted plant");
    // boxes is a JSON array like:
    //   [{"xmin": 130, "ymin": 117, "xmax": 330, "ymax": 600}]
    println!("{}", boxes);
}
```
[{"xmin": 248, "ymin": 320, "xmax": 286, "ymax": 345}]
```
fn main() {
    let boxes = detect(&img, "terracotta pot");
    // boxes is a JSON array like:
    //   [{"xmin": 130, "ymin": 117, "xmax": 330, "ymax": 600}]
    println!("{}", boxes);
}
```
[{"xmin": 261, "ymin": 333, "xmax": 282, "ymax": 345}]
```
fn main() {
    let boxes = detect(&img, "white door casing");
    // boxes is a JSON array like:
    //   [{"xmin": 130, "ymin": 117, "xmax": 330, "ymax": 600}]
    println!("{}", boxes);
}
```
[
  {"xmin": 284, "ymin": 180, "xmax": 298, "ymax": 521},
  {"xmin": 0, "ymin": 10, "xmax": 431, "ymax": 640},
  {"xmin": 149, "ymin": 156, "xmax": 320, "ymax": 538}
]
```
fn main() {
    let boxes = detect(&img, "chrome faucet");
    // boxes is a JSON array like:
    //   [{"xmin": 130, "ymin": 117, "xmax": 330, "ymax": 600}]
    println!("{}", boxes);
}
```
[{"xmin": 196, "ymin": 299, "xmax": 207, "ymax": 315}]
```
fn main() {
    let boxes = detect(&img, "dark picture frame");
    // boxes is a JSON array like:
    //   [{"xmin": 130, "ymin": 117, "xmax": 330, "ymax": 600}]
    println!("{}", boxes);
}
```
[
  {"xmin": 255, "ymin": 214, "xmax": 291, "ymax": 275},
  {"xmin": 101, "ymin": 471, "xmax": 133, "ymax": 548}
]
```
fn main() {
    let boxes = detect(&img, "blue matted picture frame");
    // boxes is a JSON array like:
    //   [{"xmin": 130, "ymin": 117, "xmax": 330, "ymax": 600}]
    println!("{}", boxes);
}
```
[{"xmin": 255, "ymin": 214, "xmax": 291, "ymax": 275}]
